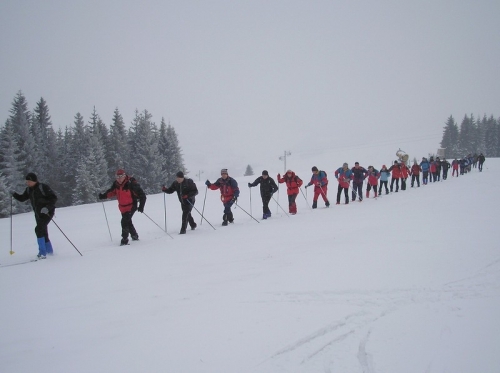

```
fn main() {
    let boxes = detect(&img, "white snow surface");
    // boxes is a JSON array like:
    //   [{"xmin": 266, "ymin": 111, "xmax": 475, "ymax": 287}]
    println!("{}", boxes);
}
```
[{"xmin": 1, "ymin": 160, "xmax": 499, "ymax": 373}]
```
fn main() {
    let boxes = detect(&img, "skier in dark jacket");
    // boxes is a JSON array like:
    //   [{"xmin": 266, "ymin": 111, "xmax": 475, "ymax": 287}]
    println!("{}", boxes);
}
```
[
  {"xmin": 206, "ymin": 169, "xmax": 240, "ymax": 226},
  {"xmin": 99, "ymin": 169, "xmax": 146, "ymax": 245},
  {"xmin": 12, "ymin": 173, "xmax": 58, "ymax": 259},
  {"xmin": 478, "ymin": 153, "xmax": 486, "ymax": 172},
  {"xmin": 248, "ymin": 170, "xmax": 278, "ymax": 219},
  {"xmin": 441, "ymin": 159, "xmax": 451, "ymax": 180},
  {"xmin": 351, "ymin": 162, "xmax": 368, "ymax": 201},
  {"xmin": 162, "ymin": 171, "xmax": 198, "ymax": 234}
]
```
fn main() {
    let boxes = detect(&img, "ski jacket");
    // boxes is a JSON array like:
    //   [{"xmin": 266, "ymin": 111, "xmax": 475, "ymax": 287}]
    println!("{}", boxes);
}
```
[
  {"xmin": 103, "ymin": 176, "xmax": 146, "ymax": 213},
  {"xmin": 249, "ymin": 176, "xmax": 278, "ymax": 198},
  {"xmin": 430, "ymin": 162, "xmax": 437, "ymax": 173},
  {"xmin": 335, "ymin": 167, "xmax": 353, "ymax": 188},
  {"xmin": 441, "ymin": 160, "xmax": 450, "ymax": 171},
  {"xmin": 351, "ymin": 166, "xmax": 368, "ymax": 184},
  {"xmin": 13, "ymin": 182, "xmax": 57, "ymax": 218},
  {"xmin": 387, "ymin": 164, "xmax": 402, "ymax": 178},
  {"xmin": 411, "ymin": 164, "xmax": 421, "ymax": 175},
  {"xmin": 208, "ymin": 176, "xmax": 240, "ymax": 203},
  {"xmin": 478, "ymin": 154, "xmax": 485, "ymax": 164},
  {"xmin": 306, "ymin": 171, "xmax": 328, "ymax": 189},
  {"xmin": 277, "ymin": 172, "xmax": 303, "ymax": 195},
  {"xmin": 163, "ymin": 178, "xmax": 198, "ymax": 205},
  {"xmin": 452, "ymin": 160, "xmax": 459, "ymax": 169},
  {"xmin": 420, "ymin": 160, "xmax": 430, "ymax": 172},
  {"xmin": 366, "ymin": 169, "xmax": 380, "ymax": 186},
  {"xmin": 400, "ymin": 164, "xmax": 410, "ymax": 178},
  {"xmin": 379, "ymin": 168, "xmax": 391, "ymax": 182}
]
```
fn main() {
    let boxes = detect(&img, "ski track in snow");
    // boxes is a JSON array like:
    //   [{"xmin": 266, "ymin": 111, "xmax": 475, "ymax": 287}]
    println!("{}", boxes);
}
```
[{"xmin": 254, "ymin": 258, "xmax": 500, "ymax": 372}]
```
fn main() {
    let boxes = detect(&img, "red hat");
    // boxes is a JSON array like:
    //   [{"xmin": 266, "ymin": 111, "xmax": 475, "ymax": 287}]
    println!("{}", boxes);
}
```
[{"xmin": 116, "ymin": 169, "xmax": 126, "ymax": 176}]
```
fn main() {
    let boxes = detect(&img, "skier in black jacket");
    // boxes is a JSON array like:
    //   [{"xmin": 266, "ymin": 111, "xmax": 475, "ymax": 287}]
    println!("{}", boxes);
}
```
[
  {"xmin": 162, "ymin": 171, "xmax": 198, "ymax": 234},
  {"xmin": 12, "ymin": 172, "xmax": 57, "ymax": 259},
  {"xmin": 248, "ymin": 170, "xmax": 279, "ymax": 219}
]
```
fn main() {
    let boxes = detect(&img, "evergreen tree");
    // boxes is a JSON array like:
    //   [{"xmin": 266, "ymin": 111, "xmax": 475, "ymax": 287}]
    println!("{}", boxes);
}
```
[
  {"xmin": 0, "ymin": 172, "xmax": 10, "ymax": 218},
  {"xmin": 458, "ymin": 114, "xmax": 477, "ymax": 156},
  {"xmin": 244, "ymin": 164, "xmax": 254, "ymax": 176},
  {"xmin": 483, "ymin": 115, "xmax": 499, "ymax": 157},
  {"xmin": 128, "ymin": 110, "xmax": 163, "ymax": 193},
  {"xmin": 53, "ymin": 128, "xmax": 73, "ymax": 207},
  {"xmin": 161, "ymin": 119, "xmax": 185, "ymax": 184},
  {"xmin": 440, "ymin": 115, "xmax": 460, "ymax": 158},
  {"xmin": 8, "ymin": 91, "xmax": 38, "ymax": 174},
  {"xmin": 108, "ymin": 108, "xmax": 130, "ymax": 176},
  {"xmin": 33, "ymin": 97, "xmax": 58, "ymax": 187}
]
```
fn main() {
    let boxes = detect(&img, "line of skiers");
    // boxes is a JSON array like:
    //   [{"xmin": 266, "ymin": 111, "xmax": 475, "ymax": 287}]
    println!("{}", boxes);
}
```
[{"xmin": 11, "ymin": 152, "xmax": 486, "ymax": 257}]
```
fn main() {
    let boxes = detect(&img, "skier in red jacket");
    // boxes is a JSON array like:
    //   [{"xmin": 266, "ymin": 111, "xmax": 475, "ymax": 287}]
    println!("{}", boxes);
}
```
[{"xmin": 277, "ymin": 170, "xmax": 303, "ymax": 214}]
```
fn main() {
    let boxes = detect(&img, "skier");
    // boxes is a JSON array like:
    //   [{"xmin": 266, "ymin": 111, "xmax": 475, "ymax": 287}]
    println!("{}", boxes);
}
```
[
  {"xmin": 248, "ymin": 170, "xmax": 278, "ymax": 219},
  {"xmin": 429, "ymin": 157, "xmax": 437, "ymax": 182},
  {"xmin": 451, "ymin": 158, "xmax": 459, "ymax": 177},
  {"xmin": 351, "ymin": 162, "xmax": 368, "ymax": 201},
  {"xmin": 420, "ymin": 157, "xmax": 430, "ymax": 184},
  {"xmin": 277, "ymin": 169, "xmax": 303, "ymax": 215},
  {"xmin": 410, "ymin": 161, "xmax": 422, "ymax": 187},
  {"xmin": 334, "ymin": 163, "xmax": 353, "ymax": 204},
  {"xmin": 205, "ymin": 169, "xmax": 240, "ymax": 226},
  {"xmin": 12, "ymin": 173, "xmax": 57, "ymax": 259},
  {"xmin": 98, "ymin": 169, "xmax": 146, "ymax": 246},
  {"xmin": 441, "ymin": 158, "xmax": 451, "ymax": 180},
  {"xmin": 365, "ymin": 166, "xmax": 379, "ymax": 198},
  {"xmin": 435, "ymin": 157, "xmax": 442, "ymax": 181},
  {"xmin": 378, "ymin": 165, "xmax": 390, "ymax": 195},
  {"xmin": 400, "ymin": 162, "xmax": 410, "ymax": 190},
  {"xmin": 478, "ymin": 153, "xmax": 486, "ymax": 172},
  {"xmin": 162, "ymin": 171, "xmax": 198, "ymax": 234},
  {"xmin": 387, "ymin": 161, "xmax": 402, "ymax": 192},
  {"xmin": 304, "ymin": 166, "xmax": 329, "ymax": 208}
]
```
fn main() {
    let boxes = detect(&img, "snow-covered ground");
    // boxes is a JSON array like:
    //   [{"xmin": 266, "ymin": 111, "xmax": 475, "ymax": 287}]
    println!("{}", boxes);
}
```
[{"xmin": 1, "ymin": 158, "xmax": 498, "ymax": 373}]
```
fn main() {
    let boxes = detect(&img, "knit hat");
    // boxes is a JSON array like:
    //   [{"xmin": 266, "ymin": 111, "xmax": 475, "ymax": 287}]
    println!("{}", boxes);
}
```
[
  {"xmin": 311, "ymin": 166, "xmax": 318, "ymax": 172},
  {"xmin": 343, "ymin": 163, "xmax": 348, "ymax": 168},
  {"xmin": 176, "ymin": 171, "xmax": 184, "ymax": 178},
  {"xmin": 25, "ymin": 172, "xmax": 37, "ymax": 182},
  {"xmin": 221, "ymin": 168, "xmax": 228, "ymax": 174},
  {"xmin": 116, "ymin": 169, "xmax": 126, "ymax": 176},
  {"xmin": 355, "ymin": 162, "xmax": 359, "ymax": 165},
  {"xmin": 262, "ymin": 170, "xmax": 268, "ymax": 176}
]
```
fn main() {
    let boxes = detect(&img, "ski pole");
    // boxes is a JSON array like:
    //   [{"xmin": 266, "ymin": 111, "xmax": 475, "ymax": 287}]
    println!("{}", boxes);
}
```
[
  {"xmin": 276, "ymin": 189, "xmax": 279, "ymax": 214},
  {"xmin": 185, "ymin": 199, "xmax": 216, "ymax": 230},
  {"xmin": 52, "ymin": 218, "xmax": 83, "ymax": 256},
  {"xmin": 101, "ymin": 202, "xmax": 113, "ymax": 242},
  {"xmin": 249, "ymin": 185, "xmax": 252, "ymax": 217},
  {"xmin": 300, "ymin": 188, "xmax": 312, "ymax": 210},
  {"xmin": 200, "ymin": 186, "xmax": 208, "ymax": 225},
  {"xmin": 163, "ymin": 192, "xmax": 167, "ymax": 232},
  {"xmin": 142, "ymin": 212, "xmax": 174, "ymax": 239},
  {"xmin": 271, "ymin": 195, "xmax": 290, "ymax": 217},
  {"xmin": 234, "ymin": 202, "xmax": 260, "ymax": 223},
  {"xmin": 10, "ymin": 196, "xmax": 14, "ymax": 255}
]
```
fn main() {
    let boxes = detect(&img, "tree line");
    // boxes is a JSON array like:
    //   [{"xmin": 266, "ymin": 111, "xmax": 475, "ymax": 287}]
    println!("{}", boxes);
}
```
[
  {"xmin": 0, "ymin": 91, "xmax": 185, "ymax": 217},
  {"xmin": 440, "ymin": 114, "xmax": 499, "ymax": 159}
]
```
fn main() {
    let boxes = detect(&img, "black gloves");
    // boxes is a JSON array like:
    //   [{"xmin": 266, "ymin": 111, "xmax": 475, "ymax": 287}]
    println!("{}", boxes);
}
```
[
  {"xmin": 98, "ymin": 193, "xmax": 107, "ymax": 200},
  {"xmin": 138, "ymin": 204, "xmax": 144, "ymax": 213},
  {"xmin": 231, "ymin": 197, "xmax": 237, "ymax": 203},
  {"xmin": 161, "ymin": 185, "xmax": 167, "ymax": 192},
  {"xmin": 205, "ymin": 180, "xmax": 211, "ymax": 187},
  {"xmin": 248, "ymin": 183, "xmax": 252, "ymax": 188}
]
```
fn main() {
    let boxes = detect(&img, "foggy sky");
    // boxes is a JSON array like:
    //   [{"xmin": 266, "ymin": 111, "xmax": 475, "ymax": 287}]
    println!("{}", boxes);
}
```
[{"xmin": 1, "ymin": 0, "xmax": 499, "ymax": 177}]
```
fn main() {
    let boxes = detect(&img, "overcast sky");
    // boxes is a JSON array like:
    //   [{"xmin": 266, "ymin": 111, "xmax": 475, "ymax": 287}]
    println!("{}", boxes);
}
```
[{"xmin": 1, "ymin": 0, "xmax": 499, "ymax": 177}]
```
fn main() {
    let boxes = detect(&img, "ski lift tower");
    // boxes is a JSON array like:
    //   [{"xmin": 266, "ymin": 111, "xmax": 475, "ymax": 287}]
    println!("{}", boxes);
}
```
[{"xmin": 279, "ymin": 151, "xmax": 291, "ymax": 174}]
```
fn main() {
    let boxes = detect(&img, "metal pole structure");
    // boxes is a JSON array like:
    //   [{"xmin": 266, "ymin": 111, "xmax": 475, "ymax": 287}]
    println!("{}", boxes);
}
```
[
  {"xmin": 196, "ymin": 170, "xmax": 204, "ymax": 181},
  {"xmin": 279, "ymin": 151, "xmax": 291, "ymax": 174}
]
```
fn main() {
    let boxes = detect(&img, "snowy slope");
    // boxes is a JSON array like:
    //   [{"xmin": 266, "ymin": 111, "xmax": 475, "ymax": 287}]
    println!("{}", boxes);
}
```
[{"xmin": 0, "ymin": 159, "xmax": 499, "ymax": 373}]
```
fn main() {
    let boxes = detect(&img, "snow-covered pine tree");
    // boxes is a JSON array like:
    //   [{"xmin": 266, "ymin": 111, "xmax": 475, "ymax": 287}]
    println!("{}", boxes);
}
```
[
  {"xmin": 440, "ymin": 115, "xmax": 460, "ymax": 158},
  {"xmin": 458, "ymin": 114, "xmax": 478, "ymax": 156},
  {"xmin": 0, "ymin": 172, "xmax": 10, "ymax": 218},
  {"xmin": 159, "ymin": 119, "xmax": 185, "ymax": 184},
  {"xmin": 33, "ymin": 97, "xmax": 58, "ymax": 187},
  {"xmin": 128, "ymin": 110, "xmax": 163, "ymax": 193},
  {"xmin": 108, "ymin": 108, "xmax": 130, "ymax": 177},
  {"xmin": 244, "ymin": 164, "xmax": 254, "ymax": 176}
]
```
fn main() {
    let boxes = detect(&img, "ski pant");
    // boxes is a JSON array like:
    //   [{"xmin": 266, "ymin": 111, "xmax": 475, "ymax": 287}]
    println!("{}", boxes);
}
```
[
  {"xmin": 287, "ymin": 194, "xmax": 298, "ymax": 214},
  {"xmin": 313, "ymin": 186, "xmax": 328, "ymax": 203},
  {"xmin": 378, "ymin": 181, "xmax": 389, "ymax": 194},
  {"xmin": 352, "ymin": 182, "xmax": 363, "ymax": 201},
  {"xmin": 442, "ymin": 170, "xmax": 448, "ymax": 180},
  {"xmin": 366, "ymin": 183, "xmax": 377, "ymax": 197},
  {"xmin": 390, "ymin": 178, "xmax": 399, "ymax": 192},
  {"xmin": 337, "ymin": 185, "xmax": 349, "ymax": 203},
  {"xmin": 452, "ymin": 168, "xmax": 459, "ymax": 177},
  {"xmin": 181, "ymin": 202, "xmax": 196, "ymax": 231},
  {"xmin": 223, "ymin": 200, "xmax": 235, "ymax": 222},
  {"xmin": 401, "ymin": 178, "xmax": 407, "ymax": 190},
  {"xmin": 121, "ymin": 210, "xmax": 138, "ymax": 239},
  {"xmin": 422, "ymin": 171, "xmax": 429, "ymax": 184},
  {"xmin": 262, "ymin": 194, "xmax": 272, "ymax": 215},
  {"xmin": 479, "ymin": 162, "xmax": 484, "ymax": 171},
  {"xmin": 431, "ymin": 172, "xmax": 438, "ymax": 182},
  {"xmin": 34, "ymin": 214, "xmax": 54, "ymax": 254},
  {"xmin": 411, "ymin": 174, "xmax": 420, "ymax": 187}
]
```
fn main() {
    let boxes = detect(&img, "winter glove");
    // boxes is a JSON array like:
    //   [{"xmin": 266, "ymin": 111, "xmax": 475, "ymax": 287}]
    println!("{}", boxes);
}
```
[
  {"xmin": 98, "ymin": 193, "xmax": 107, "ymax": 200},
  {"xmin": 304, "ymin": 184, "xmax": 309, "ymax": 189},
  {"xmin": 161, "ymin": 185, "xmax": 167, "ymax": 192},
  {"xmin": 248, "ymin": 183, "xmax": 252, "ymax": 188},
  {"xmin": 40, "ymin": 207, "xmax": 49, "ymax": 215},
  {"xmin": 205, "ymin": 180, "xmax": 211, "ymax": 187},
  {"xmin": 137, "ymin": 205, "xmax": 144, "ymax": 213},
  {"xmin": 231, "ymin": 197, "xmax": 237, "ymax": 203},
  {"xmin": 277, "ymin": 174, "xmax": 281, "ymax": 179},
  {"xmin": 182, "ymin": 195, "xmax": 189, "ymax": 199}
]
